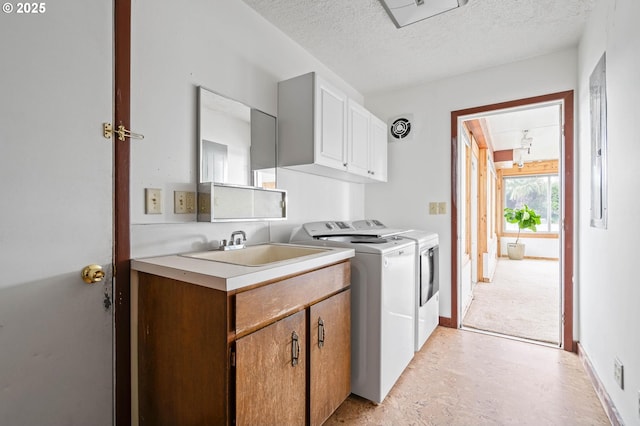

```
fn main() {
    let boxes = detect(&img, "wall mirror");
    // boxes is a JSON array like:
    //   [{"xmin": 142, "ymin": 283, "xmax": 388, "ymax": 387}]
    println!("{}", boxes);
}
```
[
  {"xmin": 197, "ymin": 86, "xmax": 286, "ymax": 222},
  {"xmin": 198, "ymin": 86, "xmax": 277, "ymax": 188}
]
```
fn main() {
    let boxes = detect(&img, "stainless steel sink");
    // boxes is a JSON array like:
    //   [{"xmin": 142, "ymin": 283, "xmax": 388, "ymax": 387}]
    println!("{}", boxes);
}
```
[{"xmin": 181, "ymin": 244, "xmax": 331, "ymax": 266}]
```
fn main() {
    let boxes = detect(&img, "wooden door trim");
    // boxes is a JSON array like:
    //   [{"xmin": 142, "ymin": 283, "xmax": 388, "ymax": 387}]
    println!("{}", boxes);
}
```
[
  {"xmin": 114, "ymin": 0, "xmax": 132, "ymax": 423},
  {"xmin": 448, "ymin": 91, "xmax": 575, "ymax": 352}
]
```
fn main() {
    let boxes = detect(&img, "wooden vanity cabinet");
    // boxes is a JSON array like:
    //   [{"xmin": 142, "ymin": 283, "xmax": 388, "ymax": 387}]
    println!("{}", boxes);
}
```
[
  {"xmin": 235, "ymin": 310, "xmax": 307, "ymax": 425},
  {"xmin": 309, "ymin": 290, "xmax": 351, "ymax": 426},
  {"xmin": 137, "ymin": 273, "xmax": 229, "ymax": 425},
  {"xmin": 135, "ymin": 260, "xmax": 351, "ymax": 426}
]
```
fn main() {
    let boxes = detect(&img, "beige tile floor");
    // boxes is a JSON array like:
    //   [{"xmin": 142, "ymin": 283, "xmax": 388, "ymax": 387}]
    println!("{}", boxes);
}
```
[{"xmin": 326, "ymin": 327, "xmax": 609, "ymax": 425}]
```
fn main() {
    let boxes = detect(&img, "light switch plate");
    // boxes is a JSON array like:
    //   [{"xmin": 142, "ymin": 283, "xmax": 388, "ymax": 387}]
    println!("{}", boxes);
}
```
[
  {"xmin": 145, "ymin": 188, "xmax": 162, "ymax": 214},
  {"xmin": 438, "ymin": 202, "xmax": 447, "ymax": 214},
  {"xmin": 429, "ymin": 202, "xmax": 438, "ymax": 215},
  {"xmin": 174, "ymin": 191, "xmax": 196, "ymax": 214},
  {"xmin": 185, "ymin": 191, "xmax": 196, "ymax": 213}
]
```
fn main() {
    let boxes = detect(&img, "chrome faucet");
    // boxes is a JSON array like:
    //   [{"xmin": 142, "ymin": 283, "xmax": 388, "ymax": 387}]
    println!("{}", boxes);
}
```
[
  {"xmin": 230, "ymin": 230, "xmax": 246, "ymax": 245},
  {"xmin": 219, "ymin": 230, "xmax": 246, "ymax": 250}
]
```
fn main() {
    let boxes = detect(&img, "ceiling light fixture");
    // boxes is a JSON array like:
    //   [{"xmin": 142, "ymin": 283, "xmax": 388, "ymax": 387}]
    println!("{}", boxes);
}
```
[
  {"xmin": 513, "ymin": 130, "xmax": 533, "ymax": 168},
  {"xmin": 521, "ymin": 129, "xmax": 533, "ymax": 154},
  {"xmin": 379, "ymin": 0, "xmax": 469, "ymax": 28}
]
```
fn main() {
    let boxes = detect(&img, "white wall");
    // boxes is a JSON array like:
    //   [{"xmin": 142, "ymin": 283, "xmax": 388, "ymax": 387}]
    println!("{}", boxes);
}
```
[
  {"xmin": 577, "ymin": 0, "xmax": 640, "ymax": 423},
  {"xmin": 364, "ymin": 49, "xmax": 578, "ymax": 319},
  {"xmin": 130, "ymin": 0, "xmax": 365, "ymax": 257}
]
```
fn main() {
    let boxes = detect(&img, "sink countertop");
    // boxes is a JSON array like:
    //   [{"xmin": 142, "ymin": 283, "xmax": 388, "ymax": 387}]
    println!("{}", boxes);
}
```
[{"xmin": 131, "ymin": 243, "xmax": 355, "ymax": 292}]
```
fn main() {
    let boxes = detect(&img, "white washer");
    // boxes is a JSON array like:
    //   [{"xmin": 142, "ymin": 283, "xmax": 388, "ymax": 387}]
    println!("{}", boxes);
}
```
[
  {"xmin": 291, "ymin": 221, "xmax": 415, "ymax": 404},
  {"xmin": 399, "ymin": 230, "xmax": 440, "ymax": 351}
]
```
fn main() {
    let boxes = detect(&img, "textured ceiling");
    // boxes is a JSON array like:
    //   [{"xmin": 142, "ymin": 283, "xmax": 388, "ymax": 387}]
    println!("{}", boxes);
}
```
[{"xmin": 241, "ymin": 0, "xmax": 595, "ymax": 95}]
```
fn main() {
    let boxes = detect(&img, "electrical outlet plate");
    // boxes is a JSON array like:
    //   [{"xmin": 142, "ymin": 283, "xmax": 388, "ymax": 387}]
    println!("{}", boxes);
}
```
[
  {"xmin": 614, "ymin": 358, "xmax": 624, "ymax": 389},
  {"xmin": 174, "ymin": 191, "xmax": 196, "ymax": 214},
  {"xmin": 145, "ymin": 188, "xmax": 162, "ymax": 214},
  {"xmin": 429, "ymin": 202, "xmax": 438, "ymax": 215}
]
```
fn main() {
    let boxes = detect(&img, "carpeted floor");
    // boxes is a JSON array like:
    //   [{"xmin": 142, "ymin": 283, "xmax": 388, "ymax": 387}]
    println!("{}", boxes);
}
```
[{"xmin": 462, "ymin": 258, "xmax": 560, "ymax": 344}]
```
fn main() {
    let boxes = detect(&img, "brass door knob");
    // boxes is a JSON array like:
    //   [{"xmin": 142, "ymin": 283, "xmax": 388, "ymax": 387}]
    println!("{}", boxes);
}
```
[{"xmin": 81, "ymin": 264, "xmax": 105, "ymax": 284}]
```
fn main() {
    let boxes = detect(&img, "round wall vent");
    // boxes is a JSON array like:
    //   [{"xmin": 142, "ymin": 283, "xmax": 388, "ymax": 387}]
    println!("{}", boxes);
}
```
[{"xmin": 390, "ymin": 117, "xmax": 412, "ymax": 140}]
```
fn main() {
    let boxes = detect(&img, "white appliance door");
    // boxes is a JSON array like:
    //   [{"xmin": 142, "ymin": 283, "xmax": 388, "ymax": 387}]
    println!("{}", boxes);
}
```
[
  {"xmin": 381, "ymin": 247, "xmax": 415, "ymax": 399},
  {"xmin": 420, "ymin": 246, "xmax": 439, "ymax": 306},
  {"xmin": 0, "ymin": 1, "xmax": 114, "ymax": 424}
]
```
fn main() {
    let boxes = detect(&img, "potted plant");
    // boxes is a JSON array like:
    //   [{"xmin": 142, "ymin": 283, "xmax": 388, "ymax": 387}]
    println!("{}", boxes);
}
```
[{"xmin": 503, "ymin": 204, "xmax": 541, "ymax": 260}]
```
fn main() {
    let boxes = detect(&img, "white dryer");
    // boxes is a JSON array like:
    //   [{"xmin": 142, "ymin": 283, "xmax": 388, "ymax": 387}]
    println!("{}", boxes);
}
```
[{"xmin": 399, "ymin": 230, "xmax": 439, "ymax": 351}]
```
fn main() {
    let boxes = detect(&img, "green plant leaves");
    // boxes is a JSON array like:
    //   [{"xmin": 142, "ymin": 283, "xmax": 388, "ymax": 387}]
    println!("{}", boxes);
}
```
[{"xmin": 503, "ymin": 204, "xmax": 541, "ymax": 232}]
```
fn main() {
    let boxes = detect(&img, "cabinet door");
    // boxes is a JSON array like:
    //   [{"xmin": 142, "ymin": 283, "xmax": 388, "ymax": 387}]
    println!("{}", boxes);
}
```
[
  {"xmin": 309, "ymin": 290, "xmax": 351, "ymax": 426},
  {"xmin": 314, "ymin": 76, "xmax": 347, "ymax": 169},
  {"xmin": 347, "ymin": 100, "xmax": 371, "ymax": 177},
  {"xmin": 235, "ymin": 310, "xmax": 306, "ymax": 426},
  {"xmin": 369, "ymin": 115, "xmax": 388, "ymax": 182}
]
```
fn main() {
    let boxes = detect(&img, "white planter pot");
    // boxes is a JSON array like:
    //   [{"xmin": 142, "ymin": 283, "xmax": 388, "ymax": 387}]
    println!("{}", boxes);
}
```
[{"xmin": 507, "ymin": 243, "xmax": 525, "ymax": 260}]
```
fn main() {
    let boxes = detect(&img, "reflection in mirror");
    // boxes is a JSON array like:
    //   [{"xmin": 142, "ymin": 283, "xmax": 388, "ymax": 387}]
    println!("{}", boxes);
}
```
[
  {"xmin": 198, "ymin": 87, "xmax": 276, "ymax": 188},
  {"xmin": 202, "ymin": 140, "xmax": 229, "ymax": 183}
]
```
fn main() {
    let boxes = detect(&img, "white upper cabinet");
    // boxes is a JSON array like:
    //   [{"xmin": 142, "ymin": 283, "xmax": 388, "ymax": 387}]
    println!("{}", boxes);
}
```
[
  {"xmin": 347, "ymin": 100, "xmax": 370, "ymax": 177},
  {"xmin": 348, "ymin": 100, "xmax": 388, "ymax": 181},
  {"xmin": 278, "ymin": 72, "xmax": 387, "ymax": 183},
  {"xmin": 369, "ymin": 115, "xmax": 388, "ymax": 181},
  {"xmin": 315, "ymin": 77, "xmax": 348, "ymax": 170}
]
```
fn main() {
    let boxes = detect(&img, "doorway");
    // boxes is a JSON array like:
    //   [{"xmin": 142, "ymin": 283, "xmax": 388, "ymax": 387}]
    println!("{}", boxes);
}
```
[
  {"xmin": 449, "ymin": 91, "xmax": 574, "ymax": 351},
  {"xmin": 461, "ymin": 105, "xmax": 562, "ymax": 345}
]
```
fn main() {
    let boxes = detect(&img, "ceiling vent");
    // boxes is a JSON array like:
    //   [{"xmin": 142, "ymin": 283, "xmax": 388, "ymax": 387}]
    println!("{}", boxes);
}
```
[{"xmin": 379, "ymin": 0, "xmax": 469, "ymax": 28}]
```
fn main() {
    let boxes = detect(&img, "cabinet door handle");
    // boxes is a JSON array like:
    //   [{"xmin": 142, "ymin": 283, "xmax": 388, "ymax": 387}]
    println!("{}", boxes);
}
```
[
  {"xmin": 291, "ymin": 331, "xmax": 300, "ymax": 367},
  {"xmin": 318, "ymin": 318, "xmax": 325, "ymax": 348}
]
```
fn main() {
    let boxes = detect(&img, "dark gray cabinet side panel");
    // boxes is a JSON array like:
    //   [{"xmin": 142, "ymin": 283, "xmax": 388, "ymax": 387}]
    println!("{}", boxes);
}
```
[{"xmin": 278, "ymin": 72, "xmax": 315, "ymax": 167}]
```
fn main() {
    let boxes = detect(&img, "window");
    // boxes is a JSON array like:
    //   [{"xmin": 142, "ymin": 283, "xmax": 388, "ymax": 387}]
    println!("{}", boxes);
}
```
[{"xmin": 503, "ymin": 175, "xmax": 559, "ymax": 233}]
